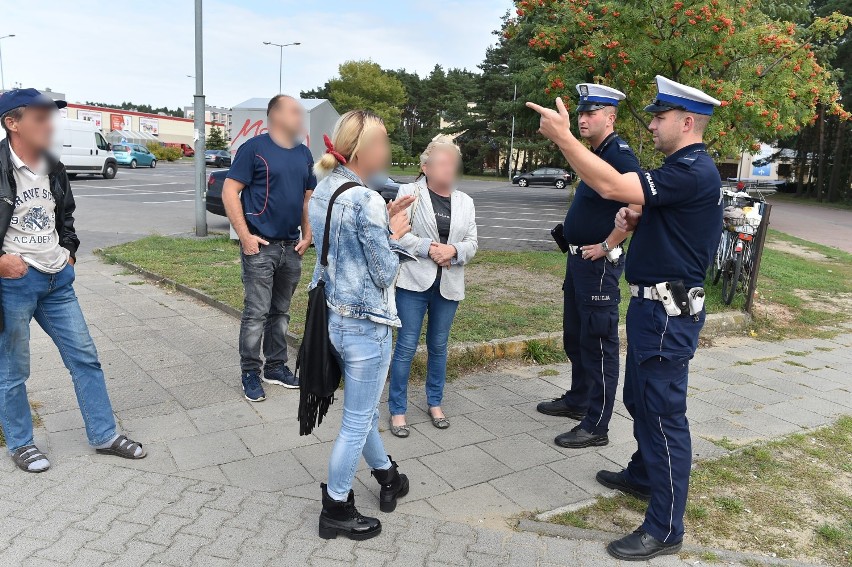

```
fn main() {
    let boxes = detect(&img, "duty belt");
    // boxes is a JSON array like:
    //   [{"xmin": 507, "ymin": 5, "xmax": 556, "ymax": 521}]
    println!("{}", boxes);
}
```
[
  {"xmin": 629, "ymin": 284, "xmax": 661, "ymax": 300},
  {"xmin": 567, "ymin": 244, "xmax": 622, "ymax": 256}
]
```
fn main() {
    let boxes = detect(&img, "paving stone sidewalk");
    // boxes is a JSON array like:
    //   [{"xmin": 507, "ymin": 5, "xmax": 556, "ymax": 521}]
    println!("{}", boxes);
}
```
[{"xmin": 1, "ymin": 256, "xmax": 849, "ymax": 566}]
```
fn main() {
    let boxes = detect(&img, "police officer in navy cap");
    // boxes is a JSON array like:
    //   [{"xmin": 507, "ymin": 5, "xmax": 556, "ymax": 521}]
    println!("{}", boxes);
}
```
[
  {"xmin": 528, "ymin": 75, "xmax": 723, "ymax": 561},
  {"xmin": 536, "ymin": 84, "xmax": 642, "ymax": 450}
]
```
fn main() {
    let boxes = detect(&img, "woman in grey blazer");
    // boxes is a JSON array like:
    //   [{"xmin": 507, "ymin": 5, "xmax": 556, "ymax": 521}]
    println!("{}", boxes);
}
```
[{"xmin": 388, "ymin": 136, "xmax": 478, "ymax": 436}]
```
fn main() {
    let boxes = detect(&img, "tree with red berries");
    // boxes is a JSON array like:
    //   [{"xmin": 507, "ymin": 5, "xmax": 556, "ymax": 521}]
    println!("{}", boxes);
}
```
[{"xmin": 506, "ymin": 0, "xmax": 851, "ymax": 165}]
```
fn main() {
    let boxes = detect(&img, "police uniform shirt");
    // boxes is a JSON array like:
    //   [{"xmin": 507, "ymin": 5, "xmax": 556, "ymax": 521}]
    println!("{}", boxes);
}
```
[
  {"xmin": 563, "ymin": 133, "xmax": 641, "ymax": 245},
  {"xmin": 625, "ymin": 143, "xmax": 723, "ymax": 288}
]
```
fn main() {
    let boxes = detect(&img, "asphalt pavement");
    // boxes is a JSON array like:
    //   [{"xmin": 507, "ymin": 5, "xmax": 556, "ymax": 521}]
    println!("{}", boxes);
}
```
[{"xmin": 68, "ymin": 161, "xmax": 567, "ymax": 255}]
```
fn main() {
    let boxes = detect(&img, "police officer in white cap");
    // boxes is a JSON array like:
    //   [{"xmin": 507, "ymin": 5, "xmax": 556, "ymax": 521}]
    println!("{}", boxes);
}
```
[
  {"xmin": 528, "ymin": 75, "xmax": 723, "ymax": 561},
  {"xmin": 536, "ymin": 84, "xmax": 642, "ymax": 451}
]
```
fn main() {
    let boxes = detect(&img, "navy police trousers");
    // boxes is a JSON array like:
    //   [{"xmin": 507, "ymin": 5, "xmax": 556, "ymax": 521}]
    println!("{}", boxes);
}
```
[
  {"xmin": 622, "ymin": 296, "xmax": 704, "ymax": 543},
  {"xmin": 561, "ymin": 253, "xmax": 623, "ymax": 435}
]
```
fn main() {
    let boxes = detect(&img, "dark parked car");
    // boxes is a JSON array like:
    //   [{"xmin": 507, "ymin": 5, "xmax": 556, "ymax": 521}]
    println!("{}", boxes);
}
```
[
  {"xmin": 205, "ymin": 150, "xmax": 232, "ymax": 168},
  {"xmin": 512, "ymin": 167, "xmax": 574, "ymax": 189},
  {"xmin": 368, "ymin": 176, "xmax": 401, "ymax": 202},
  {"xmin": 205, "ymin": 170, "xmax": 401, "ymax": 218},
  {"xmin": 206, "ymin": 170, "xmax": 228, "ymax": 216}
]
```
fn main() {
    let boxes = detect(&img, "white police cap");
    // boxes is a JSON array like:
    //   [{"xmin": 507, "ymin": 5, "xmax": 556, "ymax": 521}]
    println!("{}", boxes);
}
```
[
  {"xmin": 575, "ymin": 83, "xmax": 626, "ymax": 112},
  {"xmin": 644, "ymin": 75, "xmax": 721, "ymax": 116}
]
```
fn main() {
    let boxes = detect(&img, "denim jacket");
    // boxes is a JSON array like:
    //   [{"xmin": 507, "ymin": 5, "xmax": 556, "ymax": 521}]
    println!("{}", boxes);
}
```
[{"xmin": 308, "ymin": 166, "xmax": 411, "ymax": 327}]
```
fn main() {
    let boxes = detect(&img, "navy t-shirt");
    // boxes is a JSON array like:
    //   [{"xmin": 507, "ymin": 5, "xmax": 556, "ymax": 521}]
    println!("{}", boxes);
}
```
[
  {"xmin": 564, "ymin": 133, "xmax": 641, "ymax": 245},
  {"xmin": 226, "ymin": 133, "xmax": 317, "ymax": 240},
  {"xmin": 625, "ymin": 143, "xmax": 723, "ymax": 288}
]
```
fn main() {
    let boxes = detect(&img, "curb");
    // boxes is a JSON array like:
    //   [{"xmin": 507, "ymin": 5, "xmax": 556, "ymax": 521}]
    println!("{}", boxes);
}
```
[
  {"xmin": 516, "ymin": 519, "xmax": 816, "ymax": 567},
  {"xmin": 443, "ymin": 310, "xmax": 751, "ymax": 361},
  {"xmin": 99, "ymin": 253, "xmax": 750, "ymax": 364}
]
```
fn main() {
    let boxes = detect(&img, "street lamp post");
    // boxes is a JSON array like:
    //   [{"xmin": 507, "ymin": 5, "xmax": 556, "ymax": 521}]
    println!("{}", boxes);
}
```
[
  {"xmin": 0, "ymin": 34, "xmax": 16, "ymax": 92},
  {"xmin": 262, "ymin": 41, "xmax": 300, "ymax": 93},
  {"xmin": 193, "ymin": 0, "xmax": 207, "ymax": 237}
]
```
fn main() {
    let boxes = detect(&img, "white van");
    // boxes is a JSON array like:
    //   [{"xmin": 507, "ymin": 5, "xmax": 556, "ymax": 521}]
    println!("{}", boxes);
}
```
[
  {"xmin": 55, "ymin": 118, "xmax": 118, "ymax": 179},
  {"xmin": 0, "ymin": 117, "xmax": 118, "ymax": 179}
]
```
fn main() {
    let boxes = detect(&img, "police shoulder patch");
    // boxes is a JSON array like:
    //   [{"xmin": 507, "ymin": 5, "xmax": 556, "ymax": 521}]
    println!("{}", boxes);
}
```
[
  {"xmin": 676, "ymin": 154, "xmax": 699, "ymax": 168},
  {"xmin": 617, "ymin": 143, "xmax": 633, "ymax": 153}
]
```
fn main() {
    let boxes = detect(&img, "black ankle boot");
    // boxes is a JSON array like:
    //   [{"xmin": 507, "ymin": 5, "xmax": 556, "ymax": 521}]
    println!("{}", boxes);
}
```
[
  {"xmin": 318, "ymin": 483, "xmax": 381, "ymax": 540},
  {"xmin": 371, "ymin": 456, "xmax": 409, "ymax": 513}
]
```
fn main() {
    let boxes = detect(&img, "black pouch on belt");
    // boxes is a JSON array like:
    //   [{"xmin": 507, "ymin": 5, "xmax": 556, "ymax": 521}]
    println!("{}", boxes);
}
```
[
  {"xmin": 551, "ymin": 223, "xmax": 570, "ymax": 254},
  {"xmin": 667, "ymin": 280, "xmax": 690, "ymax": 316}
]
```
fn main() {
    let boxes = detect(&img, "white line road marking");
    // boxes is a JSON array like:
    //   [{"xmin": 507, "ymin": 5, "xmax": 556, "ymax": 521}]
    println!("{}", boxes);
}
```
[
  {"xmin": 142, "ymin": 199, "xmax": 195, "ymax": 204},
  {"xmin": 75, "ymin": 190, "xmax": 194, "ymax": 198},
  {"xmin": 478, "ymin": 225, "xmax": 550, "ymax": 231},
  {"xmin": 72, "ymin": 182, "xmax": 185, "ymax": 190},
  {"xmin": 477, "ymin": 236, "xmax": 554, "ymax": 243}
]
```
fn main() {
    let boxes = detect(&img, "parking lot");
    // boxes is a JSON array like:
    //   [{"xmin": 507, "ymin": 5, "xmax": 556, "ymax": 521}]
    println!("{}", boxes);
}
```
[{"xmin": 69, "ymin": 162, "xmax": 567, "ymax": 255}]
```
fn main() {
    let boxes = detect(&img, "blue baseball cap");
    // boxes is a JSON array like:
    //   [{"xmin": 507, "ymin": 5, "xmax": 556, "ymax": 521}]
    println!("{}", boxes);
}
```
[{"xmin": 0, "ymin": 88, "xmax": 67, "ymax": 117}]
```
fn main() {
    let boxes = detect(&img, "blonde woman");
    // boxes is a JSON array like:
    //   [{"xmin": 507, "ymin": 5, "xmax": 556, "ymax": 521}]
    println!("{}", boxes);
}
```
[
  {"xmin": 388, "ymin": 136, "xmax": 478, "ymax": 437},
  {"xmin": 308, "ymin": 110, "xmax": 415, "ymax": 540}
]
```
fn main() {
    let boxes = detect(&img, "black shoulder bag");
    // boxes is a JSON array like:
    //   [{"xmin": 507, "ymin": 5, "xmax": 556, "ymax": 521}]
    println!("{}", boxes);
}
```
[{"xmin": 296, "ymin": 181, "xmax": 360, "ymax": 436}]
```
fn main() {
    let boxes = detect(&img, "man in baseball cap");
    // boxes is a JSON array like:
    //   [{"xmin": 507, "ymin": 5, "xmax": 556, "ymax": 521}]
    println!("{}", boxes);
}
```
[{"xmin": 0, "ymin": 88, "xmax": 147, "ymax": 473}]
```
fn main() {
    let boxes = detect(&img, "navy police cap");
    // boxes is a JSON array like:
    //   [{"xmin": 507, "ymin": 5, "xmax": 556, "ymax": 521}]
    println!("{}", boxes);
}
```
[
  {"xmin": 644, "ymin": 75, "xmax": 720, "ymax": 116},
  {"xmin": 576, "ymin": 83, "xmax": 626, "ymax": 113},
  {"xmin": 0, "ymin": 88, "xmax": 67, "ymax": 117}
]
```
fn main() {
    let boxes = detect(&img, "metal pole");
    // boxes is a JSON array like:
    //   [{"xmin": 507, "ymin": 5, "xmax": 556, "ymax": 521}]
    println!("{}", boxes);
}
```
[
  {"xmin": 278, "ymin": 45, "xmax": 283, "ymax": 93},
  {"xmin": 193, "ymin": 0, "xmax": 208, "ymax": 237},
  {"xmin": 743, "ymin": 203, "xmax": 771, "ymax": 314},
  {"xmin": 508, "ymin": 83, "xmax": 517, "ymax": 181}
]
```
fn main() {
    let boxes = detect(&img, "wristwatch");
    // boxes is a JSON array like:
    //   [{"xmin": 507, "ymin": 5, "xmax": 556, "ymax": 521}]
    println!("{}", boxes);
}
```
[{"xmin": 601, "ymin": 240, "xmax": 611, "ymax": 253}]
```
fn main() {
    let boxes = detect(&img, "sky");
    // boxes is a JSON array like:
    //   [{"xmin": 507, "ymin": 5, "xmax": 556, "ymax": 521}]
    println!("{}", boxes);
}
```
[{"xmin": 0, "ymin": 0, "xmax": 513, "ymax": 110}]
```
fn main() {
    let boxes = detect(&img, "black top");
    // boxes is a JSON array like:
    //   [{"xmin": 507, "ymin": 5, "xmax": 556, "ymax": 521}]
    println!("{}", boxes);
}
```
[
  {"xmin": 625, "ymin": 143, "xmax": 724, "ymax": 288},
  {"xmin": 564, "ymin": 132, "xmax": 641, "ymax": 245},
  {"xmin": 430, "ymin": 190, "xmax": 452, "ymax": 244}
]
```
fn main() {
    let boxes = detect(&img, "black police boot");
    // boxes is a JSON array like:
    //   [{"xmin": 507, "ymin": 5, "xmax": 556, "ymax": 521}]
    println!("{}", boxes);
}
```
[
  {"xmin": 371, "ymin": 456, "xmax": 409, "ymax": 513},
  {"xmin": 595, "ymin": 470, "xmax": 651, "ymax": 501},
  {"xmin": 555, "ymin": 425, "xmax": 609, "ymax": 448},
  {"xmin": 606, "ymin": 528, "xmax": 682, "ymax": 561},
  {"xmin": 536, "ymin": 395, "xmax": 586, "ymax": 419},
  {"xmin": 318, "ymin": 483, "xmax": 381, "ymax": 540}
]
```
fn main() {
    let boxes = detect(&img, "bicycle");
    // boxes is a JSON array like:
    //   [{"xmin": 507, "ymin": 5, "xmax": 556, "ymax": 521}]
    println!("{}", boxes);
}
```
[{"xmin": 715, "ymin": 189, "xmax": 766, "ymax": 305}]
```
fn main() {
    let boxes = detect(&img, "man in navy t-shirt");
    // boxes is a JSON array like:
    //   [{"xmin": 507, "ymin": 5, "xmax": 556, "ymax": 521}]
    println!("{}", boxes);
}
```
[
  {"xmin": 223, "ymin": 95, "xmax": 317, "ymax": 401},
  {"xmin": 528, "ymin": 76, "xmax": 723, "ymax": 561}
]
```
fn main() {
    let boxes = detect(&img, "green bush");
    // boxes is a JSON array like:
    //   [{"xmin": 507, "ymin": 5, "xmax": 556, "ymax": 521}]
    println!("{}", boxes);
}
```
[{"xmin": 146, "ymin": 143, "xmax": 183, "ymax": 162}]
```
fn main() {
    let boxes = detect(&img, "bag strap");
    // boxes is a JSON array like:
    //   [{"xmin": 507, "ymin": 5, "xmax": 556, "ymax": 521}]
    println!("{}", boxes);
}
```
[{"xmin": 321, "ymin": 181, "xmax": 361, "ymax": 267}]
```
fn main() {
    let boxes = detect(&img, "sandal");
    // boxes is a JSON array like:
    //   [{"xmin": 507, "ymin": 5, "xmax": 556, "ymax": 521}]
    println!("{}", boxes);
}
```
[
  {"xmin": 12, "ymin": 444, "xmax": 50, "ymax": 473},
  {"xmin": 389, "ymin": 417, "xmax": 410, "ymax": 438},
  {"xmin": 95, "ymin": 435, "xmax": 147, "ymax": 459},
  {"xmin": 428, "ymin": 409, "xmax": 450, "ymax": 430}
]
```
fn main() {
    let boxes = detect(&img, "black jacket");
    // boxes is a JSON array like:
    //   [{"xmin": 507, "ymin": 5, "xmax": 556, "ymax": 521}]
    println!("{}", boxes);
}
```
[{"xmin": 0, "ymin": 138, "xmax": 80, "ymax": 260}]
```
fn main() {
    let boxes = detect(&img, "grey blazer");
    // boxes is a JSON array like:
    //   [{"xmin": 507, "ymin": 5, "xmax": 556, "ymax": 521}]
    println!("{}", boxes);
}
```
[{"xmin": 395, "ymin": 179, "xmax": 478, "ymax": 301}]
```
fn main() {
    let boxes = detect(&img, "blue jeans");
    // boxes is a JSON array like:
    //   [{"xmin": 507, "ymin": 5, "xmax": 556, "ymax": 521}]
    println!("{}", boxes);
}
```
[
  {"xmin": 0, "ymin": 264, "xmax": 117, "ymax": 453},
  {"xmin": 388, "ymin": 280, "xmax": 460, "ymax": 416},
  {"xmin": 326, "ymin": 311, "xmax": 392, "ymax": 501}
]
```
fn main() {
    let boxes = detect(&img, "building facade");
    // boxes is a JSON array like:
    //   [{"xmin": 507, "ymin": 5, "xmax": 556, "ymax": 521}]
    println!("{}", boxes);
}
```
[{"xmin": 184, "ymin": 105, "xmax": 232, "ymax": 139}]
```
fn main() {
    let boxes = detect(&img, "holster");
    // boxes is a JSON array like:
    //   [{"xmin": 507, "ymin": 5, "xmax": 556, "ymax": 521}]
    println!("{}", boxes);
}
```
[{"xmin": 551, "ymin": 223, "xmax": 570, "ymax": 254}]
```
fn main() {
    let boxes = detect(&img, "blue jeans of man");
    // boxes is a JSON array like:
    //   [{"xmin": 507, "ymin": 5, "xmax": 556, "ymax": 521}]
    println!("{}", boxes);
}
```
[
  {"xmin": 0, "ymin": 264, "xmax": 117, "ymax": 453},
  {"xmin": 388, "ymin": 280, "xmax": 460, "ymax": 416},
  {"xmin": 622, "ymin": 296, "xmax": 704, "ymax": 543},
  {"xmin": 326, "ymin": 311, "xmax": 392, "ymax": 501},
  {"xmin": 561, "ymin": 254, "xmax": 623, "ymax": 434},
  {"xmin": 239, "ymin": 242, "xmax": 302, "ymax": 372}
]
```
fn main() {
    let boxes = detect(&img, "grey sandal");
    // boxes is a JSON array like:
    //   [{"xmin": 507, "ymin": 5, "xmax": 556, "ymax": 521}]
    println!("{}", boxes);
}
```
[
  {"xmin": 12, "ymin": 444, "xmax": 50, "ymax": 473},
  {"xmin": 389, "ymin": 417, "xmax": 410, "ymax": 438},
  {"xmin": 96, "ymin": 435, "xmax": 147, "ymax": 459}
]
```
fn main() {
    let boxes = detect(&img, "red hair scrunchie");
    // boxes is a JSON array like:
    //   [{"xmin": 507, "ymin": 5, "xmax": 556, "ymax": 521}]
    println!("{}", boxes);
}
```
[{"xmin": 323, "ymin": 134, "xmax": 347, "ymax": 165}]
